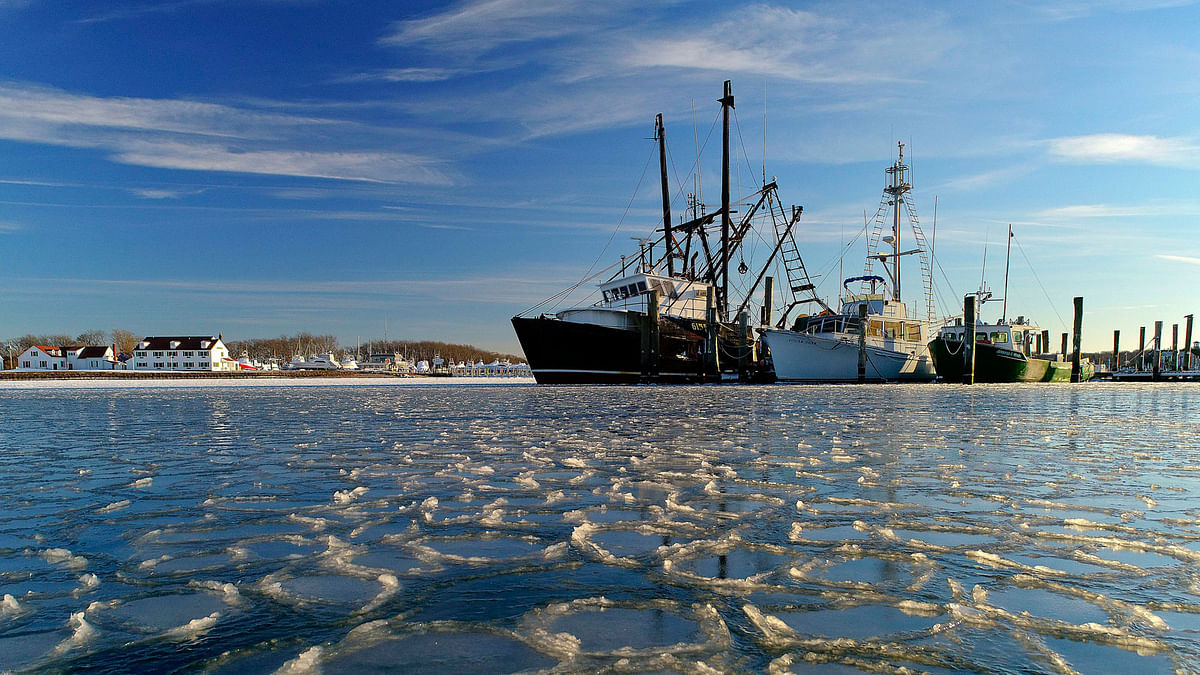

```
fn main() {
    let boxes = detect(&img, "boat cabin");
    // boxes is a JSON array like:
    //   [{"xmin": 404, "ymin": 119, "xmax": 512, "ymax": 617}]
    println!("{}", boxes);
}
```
[
  {"xmin": 795, "ymin": 294, "xmax": 924, "ymax": 344},
  {"xmin": 938, "ymin": 319, "xmax": 1045, "ymax": 358},
  {"xmin": 596, "ymin": 273, "xmax": 711, "ymax": 320}
]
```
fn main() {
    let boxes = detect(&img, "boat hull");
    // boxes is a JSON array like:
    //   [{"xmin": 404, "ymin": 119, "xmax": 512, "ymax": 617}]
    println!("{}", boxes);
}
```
[
  {"xmin": 760, "ymin": 329, "xmax": 936, "ymax": 383},
  {"xmin": 928, "ymin": 339, "xmax": 1093, "ymax": 382},
  {"xmin": 512, "ymin": 316, "xmax": 711, "ymax": 384}
]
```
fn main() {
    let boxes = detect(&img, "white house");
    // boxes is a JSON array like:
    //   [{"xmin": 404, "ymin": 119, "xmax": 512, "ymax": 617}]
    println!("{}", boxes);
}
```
[
  {"xmin": 15, "ymin": 344, "xmax": 120, "ymax": 371},
  {"xmin": 130, "ymin": 335, "xmax": 237, "ymax": 372},
  {"xmin": 17, "ymin": 345, "xmax": 68, "ymax": 370}
]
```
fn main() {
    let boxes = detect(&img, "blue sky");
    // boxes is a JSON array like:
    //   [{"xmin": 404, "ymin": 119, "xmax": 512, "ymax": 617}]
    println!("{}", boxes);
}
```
[{"xmin": 2, "ymin": 0, "xmax": 1199, "ymax": 354}]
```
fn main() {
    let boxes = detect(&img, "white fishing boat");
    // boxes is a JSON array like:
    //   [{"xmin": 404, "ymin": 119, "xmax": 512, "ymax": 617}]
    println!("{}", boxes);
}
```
[{"xmin": 760, "ymin": 144, "xmax": 937, "ymax": 382}]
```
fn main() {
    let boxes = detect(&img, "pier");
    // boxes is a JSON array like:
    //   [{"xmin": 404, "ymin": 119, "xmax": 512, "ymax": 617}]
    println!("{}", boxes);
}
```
[{"xmin": 1097, "ymin": 313, "xmax": 1200, "ymax": 382}]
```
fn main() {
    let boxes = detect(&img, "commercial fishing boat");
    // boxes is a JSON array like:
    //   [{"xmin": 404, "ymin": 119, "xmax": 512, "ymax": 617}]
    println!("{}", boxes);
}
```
[
  {"xmin": 928, "ymin": 312, "xmax": 1091, "ymax": 382},
  {"xmin": 759, "ymin": 144, "xmax": 937, "ymax": 382},
  {"xmin": 929, "ymin": 227, "xmax": 1094, "ymax": 382},
  {"xmin": 512, "ymin": 81, "xmax": 816, "ymax": 384}
]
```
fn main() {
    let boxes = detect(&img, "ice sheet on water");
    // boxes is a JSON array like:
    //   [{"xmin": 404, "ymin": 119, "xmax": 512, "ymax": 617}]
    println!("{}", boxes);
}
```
[{"xmin": 7, "ymin": 382, "xmax": 1200, "ymax": 670}]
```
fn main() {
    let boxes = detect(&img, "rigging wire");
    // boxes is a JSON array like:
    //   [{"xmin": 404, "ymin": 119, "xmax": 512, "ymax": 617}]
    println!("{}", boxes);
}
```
[
  {"xmin": 518, "ymin": 142, "xmax": 657, "ymax": 317},
  {"xmin": 1013, "ymin": 234, "xmax": 1069, "ymax": 332}
]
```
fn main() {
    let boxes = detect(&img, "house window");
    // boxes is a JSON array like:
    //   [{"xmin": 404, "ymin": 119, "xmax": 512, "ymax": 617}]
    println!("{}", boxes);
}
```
[
  {"xmin": 154, "ymin": 362, "xmax": 164, "ymax": 368},
  {"xmin": 137, "ymin": 362, "xmax": 148, "ymax": 368},
  {"xmin": 39, "ymin": 360, "xmax": 47, "ymax": 368},
  {"xmin": 21, "ymin": 361, "xmax": 29, "ymax": 368},
  {"xmin": 153, "ymin": 351, "xmax": 164, "ymax": 357},
  {"xmin": 184, "ymin": 362, "xmax": 193, "ymax": 368}
]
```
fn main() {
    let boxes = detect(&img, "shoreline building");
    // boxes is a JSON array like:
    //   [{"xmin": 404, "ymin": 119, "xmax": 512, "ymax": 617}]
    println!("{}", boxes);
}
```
[
  {"xmin": 131, "ymin": 335, "xmax": 237, "ymax": 372},
  {"xmin": 16, "ymin": 344, "xmax": 120, "ymax": 371}
]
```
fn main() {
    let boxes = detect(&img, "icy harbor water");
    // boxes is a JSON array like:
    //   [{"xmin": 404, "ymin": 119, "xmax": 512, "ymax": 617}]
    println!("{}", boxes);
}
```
[{"xmin": 2, "ymin": 381, "xmax": 1200, "ymax": 673}]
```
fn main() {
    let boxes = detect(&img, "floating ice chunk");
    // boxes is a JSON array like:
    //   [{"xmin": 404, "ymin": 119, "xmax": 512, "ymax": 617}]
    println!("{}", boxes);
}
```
[
  {"xmin": 896, "ymin": 600, "xmax": 943, "ymax": 617},
  {"xmin": 41, "ymin": 548, "xmax": 87, "ymax": 570},
  {"xmin": 74, "ymin": 573, "xmax": 100, "ymax": 597},
  {"xmin": 140, "ymin": 555, "xmax": 171, "ymax": 570},
  {"xmin": 52, "ymin": 612, "xmax": 96, "ymax": 654},
  {"xmin": 193, "ymin": 580, "xmax": 242, "ymax": 606},
  {"xmin": 165, "ymin": 611, "xmax": 220, "ymax": 639},
  {"xmin": 97, "ymin": 499, "xmax": 131, "ymax": 514},
  {"xmin": 562, "ymin": 458, "xmax": 588, "ymax": 468},
  {"xmin": 0, "ymin": 594, "xmax": 21, "ymax": 616},
  {"xmin": 288, "ymin": 514, "xmax": 329, "ymax": 531},
  {"xmin": 333, "ymin": 486, "xmax": 369, "ymax": 504},
  {"xmin": 130, "ymin": 477, "xmax": 153, "ymax": 488},
  {"xmin": 275, "ymin": 645, "xmax": 322, "ymax": 674}
]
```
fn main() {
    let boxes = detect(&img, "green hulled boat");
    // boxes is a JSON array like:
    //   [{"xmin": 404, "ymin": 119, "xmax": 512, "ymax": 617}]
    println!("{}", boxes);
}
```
[{"xmin": 929, "ymin": 321, "xmax": 1094, "ymax": 382}]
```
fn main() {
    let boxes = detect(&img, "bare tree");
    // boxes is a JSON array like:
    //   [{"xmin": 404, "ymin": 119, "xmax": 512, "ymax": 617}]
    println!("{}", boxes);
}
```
[
  {"xmin": 75, "ymin": 329, "xmax": 109, "ymax": 346},
  {"xmin": 111, "ymin": 329, "xmax": 140, "ymax": 354}
]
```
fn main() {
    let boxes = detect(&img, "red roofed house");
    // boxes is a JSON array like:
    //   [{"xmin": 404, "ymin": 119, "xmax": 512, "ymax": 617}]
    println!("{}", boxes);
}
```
[
  {"xmin": 15, "ymin": 344, "xmax": 120, "ymax": 371},
  {"xmin": 17, "ymin": 345, "xmax": 68, "ymax": 370}
]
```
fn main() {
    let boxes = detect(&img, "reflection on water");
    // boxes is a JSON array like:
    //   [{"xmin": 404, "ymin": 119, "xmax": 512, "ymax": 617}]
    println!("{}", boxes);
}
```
[{"xmin": 1, "ymin": 381, "xmax": 1200, "ymax": 672}]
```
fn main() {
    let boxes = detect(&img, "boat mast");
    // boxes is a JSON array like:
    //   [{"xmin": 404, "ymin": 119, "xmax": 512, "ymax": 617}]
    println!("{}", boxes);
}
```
[
  {"xmin": 884, "ymin": 141, "xmax": 908, "ymax": 303},
  {"xmin": 656, "ymin": 114, "xmax": 674, "ymax": 278},
  {"xmin": 720, "ymin": 80, "xmax": 734, "ymax": 320},
  {"xmin": 1001, "ymin": 224, "xmax": 1013, "ymax": 323}
]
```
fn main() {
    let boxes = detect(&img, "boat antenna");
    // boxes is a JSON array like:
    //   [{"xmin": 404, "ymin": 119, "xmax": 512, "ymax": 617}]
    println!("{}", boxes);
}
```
[
  {"xmin": 979, "ymin": 226, "xmax": 989, "ymax": 298},
  {"xmin": 1001, "ymin": 224, "xmax": 1013, "ymax": 324},
  {"xmin": 762, "ymin": 82, "xmax": 767, "ymax": 185},
  {"xmin": 691, "ymin": 99, "xmax": 703, "ymax": 207}
]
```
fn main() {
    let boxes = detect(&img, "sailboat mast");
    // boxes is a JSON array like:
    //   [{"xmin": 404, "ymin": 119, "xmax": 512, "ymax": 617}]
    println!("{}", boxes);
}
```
[
  {"xmin": 720, "ymin": 80, "xmax": 734, "ymax": 320},
  {"xmin": 656, "ymin": 114, "xmax": 674, "ymax": 277},
  {"xmin": 1001, "ymin": 224, "xmax": 1013, "ymax": 323}
]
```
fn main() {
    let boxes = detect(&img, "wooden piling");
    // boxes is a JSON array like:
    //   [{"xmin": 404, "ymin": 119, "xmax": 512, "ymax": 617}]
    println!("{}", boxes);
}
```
[
  {"xmin": 737, "ymin": 310, "xmax": 749, "ymax": 381},
  {"xmin": 857, "ymin": 303, "xmax": 867, "ymax": 383},
  {"xmin": 1139, "ymin": 326, "xmax": 1146, "ymax": 371},
  {"xmin": 1153, "ymin": 320, "xmax": 1163, "ymax": 380},
  {"xmin": 1060, "ymin": 333, "xmax": 1068, "ymax": 361},
  {"xmin": 1185, "ymin": 314, "xmax": 1194, "ymax": 371},
  {"xmin": 1112, "ymin": 330, "xmax": 1120, "ymax": 371},
  {"xmin": 1172, "ymin": 323, "xmax": 1180, "ymax": 370},
  {"xmin": 1070, "ymin": 296, "xmax": 1083, "ymax": 382},
  {"xmin": 762, "ymin": 276, "xmax": 774, "ymax": 327},
  {"xmin": 641, "ymin": 290, "xmax": 660, "ymax": 381},
  {"xmin": 703, "ymin": 291, "xmax": 719, "ymax": 381},
  {"xmin": 963, "ymin": 294, "xmax": 976, "ymax": 385}
]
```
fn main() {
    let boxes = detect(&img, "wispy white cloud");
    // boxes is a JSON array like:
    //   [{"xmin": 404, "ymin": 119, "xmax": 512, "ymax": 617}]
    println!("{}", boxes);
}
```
[
  {"xmin": 618, "ymin": 6, "xmax": 949, "ymax": 85},
  {"xmin": 380, "ymin": 0, "xmax": 599, "ymax": 54},
  {"xmin": 0, "ymin": 82, "xmax": 454, "ymax": 184},
  {"xmin": 333, "ymin": 67, "xmax": 466, "ymax": 84},
  {"xmin": 1157, "ymin": 253, "xmax": 1200, "ymax": 265},
  {"xmin": 128, "ymin": 187, "xmax": 202, "ymax": 199},
  {"xmin": 1032, "ymin": 201, "xmax": 1200, "ymax": 219},
  {"xmin": 1047, "ymin": 133, "xmax": 1200, "ymax": 166},
  {"xmin": 0, "ymin": 220, "xmax": 20, "ymax": 233},
  {"xmin": 1024, "ymin": 0, "xmax": 1198, "ymax": 21}
]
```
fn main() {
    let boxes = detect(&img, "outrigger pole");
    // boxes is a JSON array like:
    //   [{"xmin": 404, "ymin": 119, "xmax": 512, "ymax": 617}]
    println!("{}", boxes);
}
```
[{"xmin": 656, "ymin": 114, "xmax": 674, "ymax": 278}]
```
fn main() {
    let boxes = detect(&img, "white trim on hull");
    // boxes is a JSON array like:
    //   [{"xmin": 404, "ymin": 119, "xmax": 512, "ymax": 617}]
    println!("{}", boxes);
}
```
[{"xmin": 761, "ymin": 329, "xmax": 935, "ymax": 382}]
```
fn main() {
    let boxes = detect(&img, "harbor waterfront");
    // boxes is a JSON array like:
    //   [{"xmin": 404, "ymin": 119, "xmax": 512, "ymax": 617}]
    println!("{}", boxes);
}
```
[{"xmin": 2, "ymin": 381, "xmax": 1200, "ymax": 672}]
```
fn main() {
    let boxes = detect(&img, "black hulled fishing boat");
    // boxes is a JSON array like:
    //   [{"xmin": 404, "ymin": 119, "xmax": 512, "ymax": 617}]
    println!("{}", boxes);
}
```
[{"xmin": 512, "ymin": 81, "xmax": 816, "ymax": 384}]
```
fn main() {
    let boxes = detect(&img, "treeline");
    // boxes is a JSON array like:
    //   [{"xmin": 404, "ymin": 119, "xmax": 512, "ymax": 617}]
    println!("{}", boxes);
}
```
[
  {"xmin": 3, "ymin": 330, "xmax": 523, "ymax": 368},
  {"xmin": 5, "ymin": 329, "xmax": 140, "ymax": 353},
  {"xmin": 223, "ymin": 334, "xmax": 524, "ymax": 364}
]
